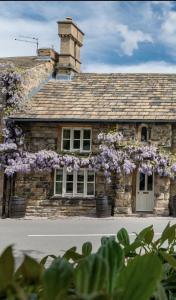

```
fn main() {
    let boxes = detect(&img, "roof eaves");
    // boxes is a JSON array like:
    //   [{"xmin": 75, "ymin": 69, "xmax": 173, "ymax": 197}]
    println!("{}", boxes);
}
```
[{"xmin": 9, "ymin": 117, "xmax": 176, "ymax": 123}]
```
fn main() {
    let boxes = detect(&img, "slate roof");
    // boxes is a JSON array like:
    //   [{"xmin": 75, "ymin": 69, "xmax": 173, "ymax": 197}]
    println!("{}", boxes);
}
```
[{"xmin": 12, "ymin": 73, "xmax": 176, "ymax": 122}]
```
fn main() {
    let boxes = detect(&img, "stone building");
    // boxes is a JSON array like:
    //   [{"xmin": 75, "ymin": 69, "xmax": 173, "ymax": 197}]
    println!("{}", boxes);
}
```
[{"xmin": 1, "ymin": 17, "xmax": 176, "ymax": 217}]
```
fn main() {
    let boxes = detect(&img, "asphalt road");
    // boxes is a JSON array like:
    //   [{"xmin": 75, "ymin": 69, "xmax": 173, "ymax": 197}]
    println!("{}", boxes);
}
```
[{"xmin": 0, "ymin": 216, "xmax": 176, "ymax": 267}]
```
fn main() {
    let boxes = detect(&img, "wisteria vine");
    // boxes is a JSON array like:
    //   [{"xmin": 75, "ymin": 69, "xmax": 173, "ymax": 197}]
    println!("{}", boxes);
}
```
[{"xmin": 1, "ymin": 63, "xmax": 176, "ymax": 183}]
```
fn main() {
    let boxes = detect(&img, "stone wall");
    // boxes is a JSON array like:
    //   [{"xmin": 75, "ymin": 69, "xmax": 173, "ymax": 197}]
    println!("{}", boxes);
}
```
[
  {"xmin": 21, "ymin": 61, "xmax": 55, "ymax": 103},
  {"xmin": 14, "ymin": 121, "xmax": 176, "ymax": 217},
  {"xmin": 154, "ymin": 175, "xmax": 170, "ymax": 216},
  {"xmin": 114, "ymin": 123, "xmax": 173, "ymax": 216},
  {"xmin": 15, "ymin": 122, "xmax": 114, "ymax": 217},
  {"xmin": 0, "ymin": 60, "xmax": 55, "ymax": 218}
]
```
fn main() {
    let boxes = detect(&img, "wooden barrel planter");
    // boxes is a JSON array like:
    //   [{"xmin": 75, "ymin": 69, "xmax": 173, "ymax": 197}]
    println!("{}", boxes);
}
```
[
  {"xmin": 96, "ymin": 195, "xmax": 112, "ymax": 218},
  {"xmin": 9, "ymin": 197, "xmax": 26, "ymax": 218}
]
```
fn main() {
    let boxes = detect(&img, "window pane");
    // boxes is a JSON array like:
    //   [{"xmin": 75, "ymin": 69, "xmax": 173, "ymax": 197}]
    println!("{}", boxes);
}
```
[
  {"xmin": 73, "ymin": 140, "xmax": 80, "ymax": 149},
  {"xmin": 67, "ymin": 174, "xmax": 73, "ymax": 181},
  {"xmin": 56, "ymin": 170, "xmax": 63, "ymax": 181},
  {"xmin": 88, "ymin": 172, "xmax": 94, "ymax": 182},
  {"xmin": 147, "ymin": 174, "xmax": 153, "ymax": 191},
  {"xmin": 63, "ymin": 140, "xmax": 70, "ymax": 150},
  {"xmin": 74, "ymin": 130, "xmax": 81, "ymax": 139},
  {"xmin": 56, "ymin": 174, "xmax": 62, "ymax": 181},
  {"xmin": 63, "ymin": 129, "xmax": 70, "ymax": 139},
  {"xmin": 77, "ymin": 183, "xmax": 84, "ymax": 193},
  {"xmin": 83, "ymin": 129, "xmax": 91, "ymax": 139},
  {"xmin": 83, "ymin": 140, "xmax": 90, "ymax": 151},
  {"xmin": 139, "ymin": 173, "xmax": 145, "ymax": 191},
  {"xmin": 141, "ymin": 127, "xmax": 148, "ymax": 142},
  {"xmin": 56, "ymin": 182, "xmax": 62, "ymax": 194},
  {"xmin": 66, "ymin": 182, "xmax": 73, "ymax": 193},
  {"xmin": 87, "ymin": 183, "xmax": 94, "ymax": 195},
  {"xmin": 77, "ymin": 173, "xmax": 84, "ymax": 182}
]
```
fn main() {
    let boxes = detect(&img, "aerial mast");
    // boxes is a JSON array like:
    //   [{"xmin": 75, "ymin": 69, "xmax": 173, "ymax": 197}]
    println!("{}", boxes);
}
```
[{"xmin": 14, "ymin": 35, "xmax": 39, "ymax": 54}]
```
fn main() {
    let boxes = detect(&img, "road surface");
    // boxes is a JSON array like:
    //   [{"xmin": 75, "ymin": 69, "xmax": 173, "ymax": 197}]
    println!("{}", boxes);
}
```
[{"xmin": 0, "ymin": 216, "xmax": 175, "ymax": 267}]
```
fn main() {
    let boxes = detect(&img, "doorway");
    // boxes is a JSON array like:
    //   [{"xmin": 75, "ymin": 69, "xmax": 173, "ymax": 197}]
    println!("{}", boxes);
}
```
[{"xmin": 136, "ymin": 172, "xmax": 154, "ymax": 212}]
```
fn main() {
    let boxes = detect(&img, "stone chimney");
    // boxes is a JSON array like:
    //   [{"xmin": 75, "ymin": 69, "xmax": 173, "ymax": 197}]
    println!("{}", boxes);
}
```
[
  {"xmin": 37, "ymin": 48, "xmax": 59, "ymax": 62},
  {"xmin": 56, "ymin": 17, "xmax": 84, "ymax": 75}
]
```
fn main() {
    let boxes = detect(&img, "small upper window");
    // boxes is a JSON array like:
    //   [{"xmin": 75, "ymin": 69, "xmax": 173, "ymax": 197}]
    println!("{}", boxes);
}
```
[
  {"xmin": 141, "ymin": 126, "xmax": 148, "ymax": 142},
  {"xmin": 62, "ymin": 128, "xmax": 92, "ymax": 152}
]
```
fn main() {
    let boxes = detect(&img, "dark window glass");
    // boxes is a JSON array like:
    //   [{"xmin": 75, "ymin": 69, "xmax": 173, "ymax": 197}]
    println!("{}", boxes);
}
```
[
  {"xmin": 83, "ymin": 129, "xmax": 91, "ymax": 139},
  {"xmin": 77, "ymin": 183, "xmax": 84, "ymax": 193},
  {"xmin": 56, "ymin": 170, "xmax": 63, "ymax": 181},
  {"xmin": 63, "ymin": 140, "xmax": 70, "ymax": 150},
  {"xmin": 67, "ymin": 174, "xmax": 73, "ymax": 182},
  {"xmin": 66, "ymin": 182, "xmax": 73, "ymax": 193},
  {"xmin": 139, "ymin": 173, "xmax": 145, "ymax": 191},
  {"xmin": 73, "ymin": 140, "xmax": 80, "ymax": 149},
  {"xmin": 78, "ymin": 174, "xmax": 84, "ymax": 182},
  {"xmin": 83, "ymin": 140, "xmax": 90, "ymax": 151},
  {"xmin": 56, "ymin": 174, "xmax": 62, "ymax": 181},
  {"xmin": 74, "ymin": 130, "xmax": 81, "ymax": 139},
  {"xmin": 141, "ymin": 127, "xmax": 148, "ymax": 142},
  {"xmin": 56, "ymin": 182, "xmax": 62, "ymax": 194},
  {"xmin": 88, "ymin": 172, "xmax": 94, "ymax": 182},
  {"xmin": 147, "ymin": 174, "xmax": 153, "ymax": 191},
  {"xmin": 87, "ymin": 183, "xmax": 94, "ymax": 195},
  {"xmin": 63, "ymin": 129, "xmax": 70, "ymax": 139},
  {"xmin": 77, "ymin": 171, "xmax": 84, "ymax": 194}
]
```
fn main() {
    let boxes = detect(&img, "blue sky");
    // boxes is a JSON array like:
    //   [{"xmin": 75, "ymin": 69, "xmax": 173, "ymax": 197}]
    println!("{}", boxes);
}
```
[{"xmin": 1, "ymin": 1, "xmax": 176, "ymax": 72}]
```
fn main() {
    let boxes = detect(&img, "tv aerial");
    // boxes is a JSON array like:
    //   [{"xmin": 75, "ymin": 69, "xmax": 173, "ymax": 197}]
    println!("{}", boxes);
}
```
[{"xmin": 14, "ymin": 35, "xmax": 39, "ymax": 54}]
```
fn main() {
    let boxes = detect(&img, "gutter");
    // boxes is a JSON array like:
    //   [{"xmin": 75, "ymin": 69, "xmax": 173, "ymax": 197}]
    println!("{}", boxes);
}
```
[{"xmin": 9, "ymin": 117, "xmax": 176, "ymax": 124}]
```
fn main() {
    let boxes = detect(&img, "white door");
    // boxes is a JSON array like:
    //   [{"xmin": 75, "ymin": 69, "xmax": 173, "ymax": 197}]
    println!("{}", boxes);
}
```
[{"xmin": 136, "ymin": 172, "xmax": 154, "ymax": 212}]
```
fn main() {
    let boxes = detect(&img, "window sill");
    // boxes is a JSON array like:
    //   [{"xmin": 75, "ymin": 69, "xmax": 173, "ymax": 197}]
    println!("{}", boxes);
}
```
[
  {"xmin": 61, "ymin": 150, "xmax": 91, "ymax": 154},
  {"xmin": 50, "ymin": 195, "xmax": 95, "ymax": 200}
]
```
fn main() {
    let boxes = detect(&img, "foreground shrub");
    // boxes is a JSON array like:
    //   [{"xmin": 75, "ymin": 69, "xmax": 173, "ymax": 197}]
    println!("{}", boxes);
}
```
[{"xmin": 1, "ymin": 223, "xmax": 176, "ymax": 299}]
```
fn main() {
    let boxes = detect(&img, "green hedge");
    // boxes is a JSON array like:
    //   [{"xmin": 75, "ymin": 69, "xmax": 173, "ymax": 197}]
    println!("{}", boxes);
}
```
[{"xmin": 1, "ymin": 223, "xmax": 176, "ymax": 299}]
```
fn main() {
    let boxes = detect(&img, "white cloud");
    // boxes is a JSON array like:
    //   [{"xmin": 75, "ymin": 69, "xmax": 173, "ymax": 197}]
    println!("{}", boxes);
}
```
[
  {"xmin": 161, "ymin": 11, "xmax": 176, "ymax": 40},
  {"xmin": 156, "ymin": 10, "xmax": 176, "ymax": 57},
  {"xmin": 83, "ymin": 61, "xmax": 176, "ymax": 73},
  {"xmin": 0, "ymin": 1, "xmax": 154, "ymax": 59},
  {"xmin": 115, "ymin": 24, "xmax": 153, "ymax": 56}
]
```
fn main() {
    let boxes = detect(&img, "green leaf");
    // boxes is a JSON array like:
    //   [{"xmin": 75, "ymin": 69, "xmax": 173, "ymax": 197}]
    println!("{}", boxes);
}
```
[
  {"xmin": 116, "ymin": 254, "xmax": 162, "ymax": 300},
  {"xmin": 40, "ymin": 255, "xmax": 57, "ymax": 266},
  {"xmin": 155, "ymin": 283, "xmax": 168, "ymax": 300},
  {"xmin": 135, "ymin": 225, "xmax": 154, "ymax": 244},
  {"xmin": 42, "ymin": 257, "xmax": 73, "ymax": 300},
  {"xmin": 0, "ymin": 245, "xmax": 14, "ymax": 294},
  {"xmin": 123, "ymin": 240, "xmax": 141, "ymax": 257},
  {"xmin": 15, "ymin": 255, "xmax": 42, "ymax": 284},
  {"xmin": 160, "ymin": 251, "xmax": 176, "ymax": 269},
  {"xmin": 75, "ymin": 253, "xmax": 108, "ymax": 297},
  {"xmin": 82, "ymin": 242, "xmax": 92, "ymax": 256},
  {"xmin": 98, "ymin": 239, "xmax": 124, "ymax": 295},
  {"xmin": 63, "ymin": 246, "xmax": 83, "ymax": 262},
  {"xmin": 158, "ymin": 223, "xmax": 176, "ymax": 246},
  {"xmin": 117, "ymin": 228, "xmax": 130, "ymax": 247}
]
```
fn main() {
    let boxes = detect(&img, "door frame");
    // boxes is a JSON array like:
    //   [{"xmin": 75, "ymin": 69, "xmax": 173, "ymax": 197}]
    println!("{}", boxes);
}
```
[{"xmin": 136, "ymin": 172, "xmax": 154, "ymax": 212}]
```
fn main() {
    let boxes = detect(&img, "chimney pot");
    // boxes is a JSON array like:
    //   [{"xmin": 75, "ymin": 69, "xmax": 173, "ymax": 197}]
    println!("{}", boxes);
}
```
[{"xmin": 66, "ymin": 17, "xmax": 72, "ymax": 21}]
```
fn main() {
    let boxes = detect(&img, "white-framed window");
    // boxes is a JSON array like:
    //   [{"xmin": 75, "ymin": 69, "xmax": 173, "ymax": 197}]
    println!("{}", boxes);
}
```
[
  {"xmin": 62, "ymin": 128, "xmax": 92, "ymax": 152},
  {"xmin": 54, "ymin": 168, "xmax": 95, "ymax": 197}
]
